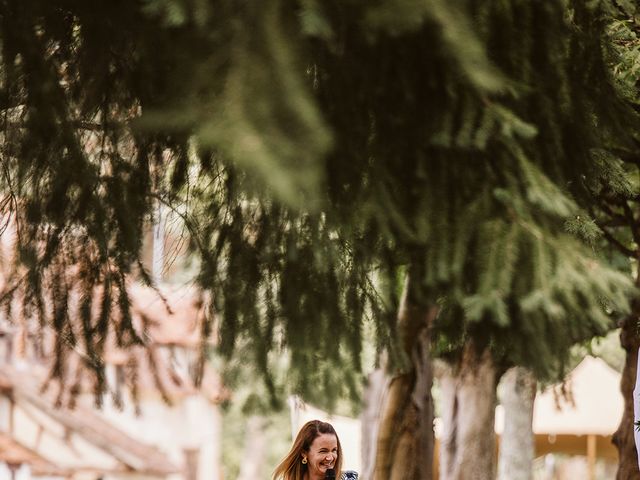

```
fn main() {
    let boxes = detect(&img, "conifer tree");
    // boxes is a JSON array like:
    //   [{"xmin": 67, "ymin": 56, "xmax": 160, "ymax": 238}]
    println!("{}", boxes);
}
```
[
  {"xmin": 0, "ymin": 1, "xmax": 637, "ymax": 479},
  {"xmin": 582, "ymin": 3, "xmax": 640, "ymax": 477}
]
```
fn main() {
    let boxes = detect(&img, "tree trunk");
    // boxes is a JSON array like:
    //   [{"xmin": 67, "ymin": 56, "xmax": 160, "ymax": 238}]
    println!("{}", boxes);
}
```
[
  {"xmin": 439, "ymin": 344, "xmax": 498, "ymax": 480},
  {"xmin": 361, "ymin": 366, "xmax": 390, "ymax": 480},
  {"xmin": 497, "ymin": 367, "xmax": 536, "ymax": 480},
  {"xmin": 372, "ymin": 273, "xmax": 438, "ymax": 480},
  {"xmin": 439, "ymin": 364, "xmax": 458, "ymax": 480},
  {"xmin": 613, "ymin": 312, "xmax": 640, "ymax": 480},
  {"xmin": 236, "ymin": 415, "xmax": 267, "ymax": 480}
]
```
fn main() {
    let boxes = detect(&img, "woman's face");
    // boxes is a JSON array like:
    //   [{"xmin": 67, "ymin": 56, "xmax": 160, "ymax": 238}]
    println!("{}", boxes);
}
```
[{"xmin": 304, "ymin": 433, "xmax": 338, "ymax": 478}]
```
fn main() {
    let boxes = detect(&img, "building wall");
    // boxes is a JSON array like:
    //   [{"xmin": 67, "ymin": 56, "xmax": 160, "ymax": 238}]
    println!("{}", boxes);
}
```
[{"xmin": 97, "ymin": 393, "xmax": 221, "ymax": 480}]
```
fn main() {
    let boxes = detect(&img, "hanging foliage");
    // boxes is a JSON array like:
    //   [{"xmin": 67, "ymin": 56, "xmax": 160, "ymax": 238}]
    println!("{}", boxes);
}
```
[{"xmin": 0, "ymin": 0, "xmax": 636, "ymax": 406}]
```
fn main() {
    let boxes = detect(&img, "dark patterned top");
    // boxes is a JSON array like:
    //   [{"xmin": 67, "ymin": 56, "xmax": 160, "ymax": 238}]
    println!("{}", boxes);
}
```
[{"xmin": 341, "ymin": 471, "xmax": 358, "ymax": 480}]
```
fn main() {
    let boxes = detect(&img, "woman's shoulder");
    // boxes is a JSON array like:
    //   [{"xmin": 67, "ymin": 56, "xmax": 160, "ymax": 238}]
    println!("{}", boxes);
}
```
[{"xmin": 341, "ymin": 471, "xmax": 358, "ymax": 480}]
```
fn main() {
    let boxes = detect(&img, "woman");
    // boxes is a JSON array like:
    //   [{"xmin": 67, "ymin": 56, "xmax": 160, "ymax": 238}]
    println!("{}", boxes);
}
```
[{"xmin": 273, "ymin": 420, "xmax": 359, "ymax": 480}]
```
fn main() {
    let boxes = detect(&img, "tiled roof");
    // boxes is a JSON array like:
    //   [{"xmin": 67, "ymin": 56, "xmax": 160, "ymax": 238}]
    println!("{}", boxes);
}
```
[
  {"xmin": 0, "ymin": 282, "xmax": 226, "ymax": 404},
  {"xmin": 0, "ymin": 432, "xmax": 68, "ymax": 476},
  {"xmin": 0, "ymin": 365, "xmax": 180, "ymax": 476}
]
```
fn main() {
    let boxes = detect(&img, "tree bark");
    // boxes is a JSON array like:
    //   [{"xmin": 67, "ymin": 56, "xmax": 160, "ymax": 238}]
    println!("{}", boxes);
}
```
[
  {"xmin": 613, "ymin": 311, "xmax": 640, "ymax": 480},
  {"xmin": 372, "ymin": 273, "xmax": 438, "ymax": 480},
  {"xmin": 497, "ymin": 367, "xmax": 536, "ymax": 480},
  {"xmin": 439, "ymin": 344, "xmax": 498, "ymax": 480}
]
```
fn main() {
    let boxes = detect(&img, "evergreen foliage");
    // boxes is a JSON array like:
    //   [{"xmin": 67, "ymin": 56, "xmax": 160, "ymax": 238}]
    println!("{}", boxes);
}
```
[
  {"xmin": 0, "ymin": 0, "xmax": 636, "ymax": 404},
  {"xmin": 588, "ymin": 1, "xmax": 640, "ymax": 247}
]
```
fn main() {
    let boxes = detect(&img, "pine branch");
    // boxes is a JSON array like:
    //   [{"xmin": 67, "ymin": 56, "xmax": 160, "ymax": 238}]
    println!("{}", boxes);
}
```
[
  {"xmin": 596, "ymin": 198, "xmax": 628, "ymax": 224},
  {"xmin": 598, "ymin": 224, "xmax": 636, "ymax": 257},
  {"xmin": 609, "ymin": 148, "xmax": 640, "ymax": 168},
  {"xmin": 621, "ymin": 201, "xmax": 640, "ymax": 245}
]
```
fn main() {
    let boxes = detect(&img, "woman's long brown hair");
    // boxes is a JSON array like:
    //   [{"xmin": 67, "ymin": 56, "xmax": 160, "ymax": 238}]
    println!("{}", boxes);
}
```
[{"xmin": 272, "ymin": 420, "xmax": 343, "ymax": 480}]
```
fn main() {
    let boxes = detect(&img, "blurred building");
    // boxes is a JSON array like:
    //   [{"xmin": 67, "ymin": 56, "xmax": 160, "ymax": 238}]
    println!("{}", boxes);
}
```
[
  {"xmin": 0, "ymin": 283, "xmax": 225, "ymax": 480},
  {"xmin": 522, "ymin": 355, "xmax": 621, "ymax": 480}
]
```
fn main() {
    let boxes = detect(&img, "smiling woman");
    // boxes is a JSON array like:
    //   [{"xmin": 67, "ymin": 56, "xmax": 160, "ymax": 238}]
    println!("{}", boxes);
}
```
[{"xmin": 272, "ymin": 420, "xmax": 358, "ymax": 480}]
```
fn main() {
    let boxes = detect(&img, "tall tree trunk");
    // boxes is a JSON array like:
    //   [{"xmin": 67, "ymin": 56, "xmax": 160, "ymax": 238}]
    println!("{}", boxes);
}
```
[
  {"xmin": 439, "ymin": 364, "xmax": 459, "ymax": 480},
  {"xmin": 372, "ymin": 272, "xmax": 438, "ymax": 480},
  {"xmin": 361, "ymin": 366, "xmax": 390, "ymax": 480},
  {"xmin": 613, "ymin": 310, "xmax": 640, "ymax": 480},
  {"xmin": 236, "ymin": 415, "xmax": 267, "ymax": 480},
  {"xmin": 439, "ymin": 344, "xmax": 498, "ymax": 480},
  {"xmin": 497, "ymin": 367, "xmax": 536, "ymax": 480}
]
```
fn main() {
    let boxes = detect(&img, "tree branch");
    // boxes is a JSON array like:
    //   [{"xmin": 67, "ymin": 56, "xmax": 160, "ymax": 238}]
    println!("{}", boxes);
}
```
[{"xmin": 598, "ymin": 225, "xmax": 635, "ymax": 258}]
